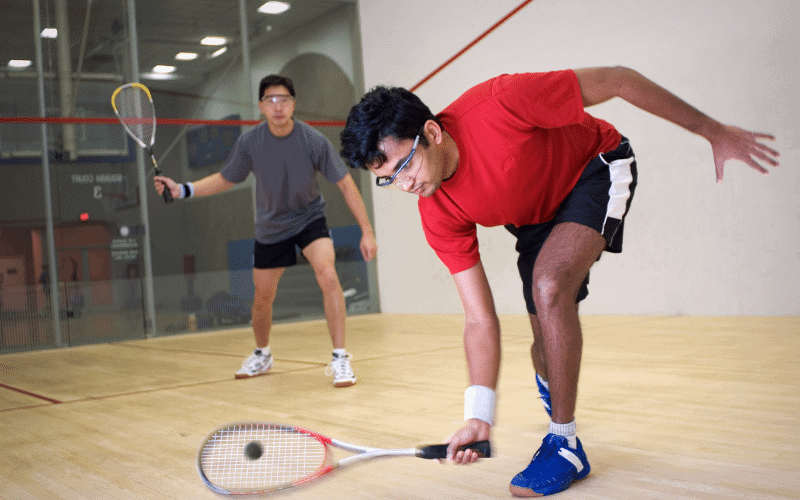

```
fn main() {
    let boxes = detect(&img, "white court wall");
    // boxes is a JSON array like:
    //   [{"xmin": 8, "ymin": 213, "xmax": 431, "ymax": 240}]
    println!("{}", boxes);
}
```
[{"xmin": 357, "ymin": 0, "xmax": 799, "ymax": 316}]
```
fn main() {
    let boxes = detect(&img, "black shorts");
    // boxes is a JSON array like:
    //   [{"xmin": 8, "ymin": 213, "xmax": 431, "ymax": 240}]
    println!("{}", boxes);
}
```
[
  {"xmin": 505, "ymin": 138, "xmax": 638, "ymax": 315},
  {"xmin": 253, "ymin": 217, "xmax": 332, "ymax": 269}
]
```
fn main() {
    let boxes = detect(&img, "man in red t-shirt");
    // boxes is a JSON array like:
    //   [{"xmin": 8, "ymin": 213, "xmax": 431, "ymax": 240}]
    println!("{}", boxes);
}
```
[{"xmin": 341, "ymin": 67, "xmax": 778, "ymax": 497}]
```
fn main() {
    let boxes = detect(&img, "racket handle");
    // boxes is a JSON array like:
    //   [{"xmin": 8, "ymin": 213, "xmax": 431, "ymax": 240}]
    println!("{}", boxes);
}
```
[
  {"xmin": 161, "ymin": 183, "xmax": 173, "ymax": 203},
  {"xmin": 416, "ymin": 440, "xmax": 492, "ymax": 459},
  {"xmin": 150, "ymin": 154, "xmax": 173, "ymax": 204}
]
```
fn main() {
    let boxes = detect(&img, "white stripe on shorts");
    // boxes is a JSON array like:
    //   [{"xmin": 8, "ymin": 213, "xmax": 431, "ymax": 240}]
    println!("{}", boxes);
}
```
[{"xmin": 600, "ymin": 153, "xmax": 635, "ymax": 236}]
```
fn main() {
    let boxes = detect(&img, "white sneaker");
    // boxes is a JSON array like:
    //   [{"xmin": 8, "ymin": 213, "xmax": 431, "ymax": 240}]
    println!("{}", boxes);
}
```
[
  {"xmin": 235, "ymin": 349, "xmax": 273, "ymax": 379},
  {"xmin": 325, "ymin": 352, "xmax": 357, "ymax": 388}
]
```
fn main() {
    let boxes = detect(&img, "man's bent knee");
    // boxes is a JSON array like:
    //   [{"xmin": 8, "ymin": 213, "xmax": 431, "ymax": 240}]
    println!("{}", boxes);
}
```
[{"xmin": 533, "ymin": 271, "xmax": 581, "ymax": 309}]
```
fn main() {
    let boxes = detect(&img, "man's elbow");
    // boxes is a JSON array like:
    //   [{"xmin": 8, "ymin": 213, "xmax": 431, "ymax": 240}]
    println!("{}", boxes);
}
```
[{"xmin": 599, "ymin": 66, "xmax": 634, "ymax": 94}]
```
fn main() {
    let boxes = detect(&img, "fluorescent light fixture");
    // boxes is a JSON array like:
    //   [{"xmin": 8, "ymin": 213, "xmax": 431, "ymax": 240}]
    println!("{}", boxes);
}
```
[
  {"xmin": 210, "ymin": 46, "xmax": 228, "ymax": 58},
  {"xmin": 175, "ymin": 52, "xmax": 198, "ymax": 60},
  {"xmin": 142, "ymin": 72, "xmax": 176, "ymax": 81},
  {"xmin": 201, "ymin": 36, "xmax": 227, "ymax": 46},
  {"xmin": 152, "ymin": 65, "xmax": 176, "ymax": 74},
  {"xmin": 41, "ymin": 28, "xmax": 58, "ymax": 38},
  {"xmin": 8, "ymin": 60, "xmax": 32, "ymax": 69},
  {"xmin": 258, "ymin": 1, "xmax": 290, "ymax": 14}
]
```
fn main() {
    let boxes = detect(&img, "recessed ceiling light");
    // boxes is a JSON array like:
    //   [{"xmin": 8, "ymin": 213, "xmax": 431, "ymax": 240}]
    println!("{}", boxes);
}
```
[
  {"xmin": 175, "ymin": 52, "xmax": 198, "ymax": 60},
  {"xmin": 258, "ymin": 1, "xmax": 290, "ymax": 15},
  {"xmin": 41, "ymin": 28, "xmax": 58, "ymax": 38},
  {"xmin": 8, "ymin": 60, "xmax": 32, "ymax": 69},
  {"xmin": 210, "ymin": 46, "xmax": 228, "ymax": 58},
  {"xmin": 201, "ymin": 36, "xmax": 227, "ymax": 46},
  {"xmin": 152, "ymin": 65, "xmax": 176, "ymax": 74}
]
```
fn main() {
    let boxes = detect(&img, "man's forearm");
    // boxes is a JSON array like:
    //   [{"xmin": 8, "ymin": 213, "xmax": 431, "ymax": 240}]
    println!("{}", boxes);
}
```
[
  {"xmin": 338, "ymin": 176, "xmax": 374, "ymax": 236},
  {"xmin": 463, "ymin": 317, "xmax": 501, "ymax": 389},
  {"xmin": 614, "ymin": 67, "xmax": 716, "ymax": 137},
  {"xmin": 192, "ymin": 172, "xmax": 234, "ymax": 197},
  {"xmin": 577, "ymin": 66, "xmax": 719, "ymax": 139}
]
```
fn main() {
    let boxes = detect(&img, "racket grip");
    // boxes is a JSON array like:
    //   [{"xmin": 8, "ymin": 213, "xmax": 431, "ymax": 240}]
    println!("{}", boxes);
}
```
[
  {"xmin": 162, "ymin": 184, "xmax": 173, "ymax": 203},
  {"xmin": 416, "ymin": 440, "xmax": 492, "ymax": 459},
  {"xmin": 150, "ymin": 157, "xmax": 172, "ymax": 204}
]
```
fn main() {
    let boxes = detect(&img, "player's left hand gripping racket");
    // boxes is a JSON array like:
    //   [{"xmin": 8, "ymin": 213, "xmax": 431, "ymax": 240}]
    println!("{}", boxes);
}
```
[
  {"xmin": 111, "ymin": 82, "xmax": 172, "ymax": 203},
  {"xmin": 197, "ymin": 421, "xmax": 492, "ymax": 495}
]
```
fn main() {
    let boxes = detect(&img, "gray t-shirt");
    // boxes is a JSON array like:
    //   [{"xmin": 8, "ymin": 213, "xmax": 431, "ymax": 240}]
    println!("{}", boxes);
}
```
[{"xmin": 220, "ymin": 120, "xmax": 347, "ymax": 244}]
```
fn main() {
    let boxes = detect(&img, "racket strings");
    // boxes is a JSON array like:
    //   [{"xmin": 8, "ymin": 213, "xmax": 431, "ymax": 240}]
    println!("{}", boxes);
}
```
[
  {"xmin": 199, "ymin": 424, "xmax": 328, "ymax": 492},
  {"xmin": 112, "ymin": 86, "xmax": 155, "ymax": 148}
]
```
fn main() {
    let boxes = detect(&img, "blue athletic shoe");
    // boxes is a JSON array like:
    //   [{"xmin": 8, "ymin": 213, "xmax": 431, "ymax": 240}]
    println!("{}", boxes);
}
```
[
  {"xmin": 536, "ymin": 375, "xmax": 552, "ymax": 417},
  {"xmin": 509, "ymin": 433, "xmax": 591, "ymax": 497}
]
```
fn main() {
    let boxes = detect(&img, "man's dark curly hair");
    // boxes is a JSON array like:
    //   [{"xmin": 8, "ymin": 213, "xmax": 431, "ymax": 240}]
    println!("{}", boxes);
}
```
[{"xmin": 340, "ymin": 86, "xmax": 441, "ymax": 170}]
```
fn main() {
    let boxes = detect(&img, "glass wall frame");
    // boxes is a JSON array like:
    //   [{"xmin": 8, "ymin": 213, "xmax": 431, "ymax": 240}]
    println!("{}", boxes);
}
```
[{"xmin": 0, "ymin": 0, "xmax": 375, "ymax": 354}]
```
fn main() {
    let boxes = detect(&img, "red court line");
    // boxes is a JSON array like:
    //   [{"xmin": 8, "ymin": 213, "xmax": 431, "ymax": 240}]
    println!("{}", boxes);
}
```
[
  {"xmin": 0, "ymin": 379, "xmax": 229, "ymax": 413},
  {"xmin": 0, "ymin": 382, "xmax": 62, "ymax": 404},
  {"xmin": 410, "ymin": 0, "xmax": 536, "ymax": 92},
  {"xmin": 0, "ymin": 370, "xmax": 320, "ymax": 414},
  {"xmin": 0, "ymin": 116, "xmax": 345, "ymax": 127}
]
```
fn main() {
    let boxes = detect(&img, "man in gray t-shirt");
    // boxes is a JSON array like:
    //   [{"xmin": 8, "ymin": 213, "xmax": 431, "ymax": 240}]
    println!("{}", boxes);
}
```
[
  {"xmin": 222, "ymin": 118, "xmax": 347, "ymax": 244},
  {"xmin": 155, "ymin": 75, "xmax": 376, "ymax": 387}
]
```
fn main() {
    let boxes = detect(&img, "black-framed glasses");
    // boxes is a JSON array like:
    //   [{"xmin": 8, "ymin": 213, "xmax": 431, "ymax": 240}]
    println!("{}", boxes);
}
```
[{"xmin": 375, "ymin": 130, "xmax": 422, "ymax": 187}]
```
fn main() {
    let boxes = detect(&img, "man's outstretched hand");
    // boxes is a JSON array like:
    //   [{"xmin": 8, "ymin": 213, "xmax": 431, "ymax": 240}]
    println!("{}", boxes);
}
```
[{"xmin": 704, "ymin": 122, "xmax": 779, "ymax": 184}]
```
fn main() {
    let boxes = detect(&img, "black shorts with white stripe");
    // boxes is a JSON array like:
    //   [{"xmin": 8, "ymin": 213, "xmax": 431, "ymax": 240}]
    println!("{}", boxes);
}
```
[{"xmin": 505, "ymin": 137, "xmax": 638, "ymax": 315}]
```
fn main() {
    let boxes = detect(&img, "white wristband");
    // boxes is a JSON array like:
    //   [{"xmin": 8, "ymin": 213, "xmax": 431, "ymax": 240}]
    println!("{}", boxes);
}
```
[
  {"xmin": 464, "ymin": 385, "xmax": 496, "ymax": 425},
  {"xmin": 182, "ymin": 181, "xmax": 195, "ymax": 199}
]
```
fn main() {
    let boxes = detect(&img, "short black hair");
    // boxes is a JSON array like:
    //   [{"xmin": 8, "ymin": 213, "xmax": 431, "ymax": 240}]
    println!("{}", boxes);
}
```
[
  {"xmin": 340, "ymin": 86, "xmax": 440, "ymax": 170},
  {"xmin": 258, "ymin": 74, "xmax": 295, "ymax": 100}
]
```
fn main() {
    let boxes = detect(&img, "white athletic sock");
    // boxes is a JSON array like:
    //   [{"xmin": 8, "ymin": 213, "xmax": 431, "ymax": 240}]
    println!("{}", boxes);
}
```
[
  {"xmin": 549, "ymin": 420, "xmax": 577, "ymax": 449},
  {"xmin": 537, "ymin": 373, "xmax": 549, "ymax": 390},
  {"xmin": 255, "ymin": 346, "xmax": 271, "ymax": 357},
  {"xmin": 333, "ymin": 348, "xmax": 346, "ymax": 358}
]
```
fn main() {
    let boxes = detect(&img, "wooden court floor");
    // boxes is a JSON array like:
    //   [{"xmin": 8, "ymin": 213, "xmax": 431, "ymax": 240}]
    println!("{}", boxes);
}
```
[{"xmin": 1, "ymin": 314, "xmax": 798, "ymax": 499}]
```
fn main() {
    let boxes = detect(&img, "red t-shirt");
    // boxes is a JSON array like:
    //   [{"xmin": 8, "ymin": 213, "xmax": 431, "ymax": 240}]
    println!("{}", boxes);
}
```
[{"xmin": 419, "ymin": 70, "xmax": 621, "ymax": 274}]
